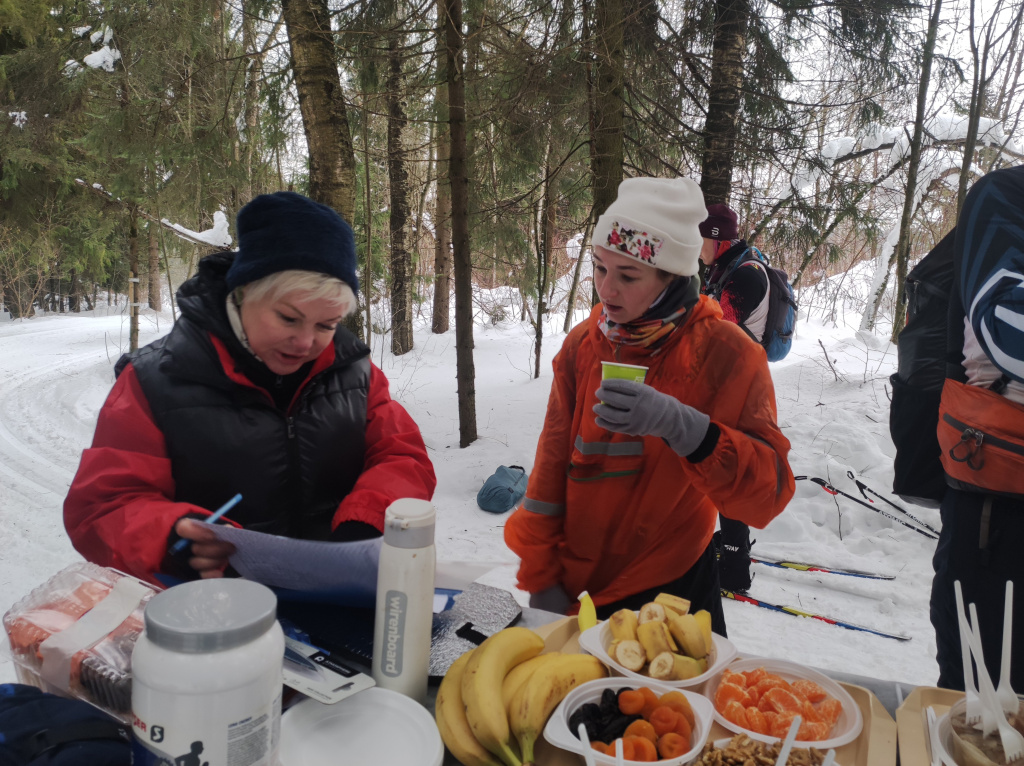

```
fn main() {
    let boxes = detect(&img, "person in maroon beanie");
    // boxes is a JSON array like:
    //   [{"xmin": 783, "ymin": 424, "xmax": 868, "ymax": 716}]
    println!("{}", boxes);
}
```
[{"xmin": 699, "ymin": 203, "xmax": 769, "ymax": 594}]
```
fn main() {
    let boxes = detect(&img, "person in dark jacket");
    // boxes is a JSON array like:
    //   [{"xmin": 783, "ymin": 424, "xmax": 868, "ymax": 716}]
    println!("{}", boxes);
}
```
[
  {"xmin": 698, "ymin": 203, "xmax": 767, "ymax": 594},
  {"xmin": 64, "ymin": 192, "xmax": 437, "ymax": 584}
]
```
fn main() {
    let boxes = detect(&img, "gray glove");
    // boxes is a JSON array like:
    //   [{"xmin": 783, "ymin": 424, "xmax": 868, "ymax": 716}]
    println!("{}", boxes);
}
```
[
  {"xmin": 529, "ymin": 584, "xmax": 572, "ymax": 615},
  {"xmin": 594, "ymin": 378, "xmax": 710, "ymax": 457}
]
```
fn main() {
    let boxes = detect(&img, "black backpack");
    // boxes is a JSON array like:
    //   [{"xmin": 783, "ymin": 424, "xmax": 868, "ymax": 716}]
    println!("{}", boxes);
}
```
[
  {"xmin": 717, "ymin": 247, "xmax": 798, "ymax": 362},
  {"xmin": 0, "ymin": 683, "xmax": 131, "ymax": 765},
  {"xmin": 889, "ymin": 228, "xmax": 962, "ymax": 507}
]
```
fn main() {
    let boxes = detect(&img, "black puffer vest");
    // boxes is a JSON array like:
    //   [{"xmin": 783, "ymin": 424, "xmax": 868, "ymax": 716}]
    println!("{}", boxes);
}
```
[{"xmin": 117, "ymin": 253, "xmax": 371, "ymax": 540}]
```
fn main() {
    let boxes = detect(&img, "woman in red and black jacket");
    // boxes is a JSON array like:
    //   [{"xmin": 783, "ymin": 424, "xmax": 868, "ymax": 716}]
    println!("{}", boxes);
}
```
[{"xmin": 64, "ymin": 192, "xmax": 436, "ymax": 585}]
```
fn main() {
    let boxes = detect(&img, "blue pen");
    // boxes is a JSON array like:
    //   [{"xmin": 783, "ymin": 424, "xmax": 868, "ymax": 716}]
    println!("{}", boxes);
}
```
[{"xmin": 169, "ymin": 493, "xmax": 243, "ymax": 555}]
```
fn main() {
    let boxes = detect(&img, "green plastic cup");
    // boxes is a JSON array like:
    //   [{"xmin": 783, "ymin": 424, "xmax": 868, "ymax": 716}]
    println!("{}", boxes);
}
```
[{"xmin": 601, "ymin": 361, "xmax": 649, "ymax": 384}]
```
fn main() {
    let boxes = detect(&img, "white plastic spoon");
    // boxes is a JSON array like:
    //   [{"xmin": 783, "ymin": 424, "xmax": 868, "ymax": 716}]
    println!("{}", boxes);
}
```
[
  {"xmin": 775, "ymin": 715, "xmax": 802, "ymax": 766},
  {"xmin": 577, "ymin": 723, "xmax": 597, "ymax": 766}
]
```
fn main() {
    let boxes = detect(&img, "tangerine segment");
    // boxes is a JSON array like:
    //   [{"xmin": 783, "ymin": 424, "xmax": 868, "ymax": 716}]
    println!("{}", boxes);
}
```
[
  {"xmin": 722, "ymin": 670, "xmax": 748, "ymax": 688},
  {"xmin": 770, "ymin": 711, "xmax": 798, "ymax": 739},
  {"xmin": 722, "ymin": 700, "xmax": 749, "ymax": 729},
  {"xmin": 800, "ymin": 699, "xmax": 821, "ymax": 723},
  {"xmin": 792, "ymin": 679, "xmax": 828, "ymax": 703},
  {"xmin": 744, "ymin": 706, "xmax": 769, "ymax": 735},
  {"xmin": 797, "ymin": 720, "xmax": 831, "ymax": 742},
  {"xmin": 760, "ymin": 686, "xmax": 803, "ymax": 714},
  {"xmin": 743, "ymin": 666, "xmax": 767, "ymax": 687},
  {"xmin": 754, "ymin": 674, "xmax": 791, "ymax": 697},
  {"xmin": 714, "ymin": 681, "xmax": 751, "ymax": 711},
  {"xmin": 818, "ymin": 698, "xmax": 843, "ymax": 728}
]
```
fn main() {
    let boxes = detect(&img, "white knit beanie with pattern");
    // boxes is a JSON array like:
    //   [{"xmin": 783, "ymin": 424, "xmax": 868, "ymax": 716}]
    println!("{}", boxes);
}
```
[{"xmin": 592, "ymin": 177, "xmax": 707, "ymax": 277}]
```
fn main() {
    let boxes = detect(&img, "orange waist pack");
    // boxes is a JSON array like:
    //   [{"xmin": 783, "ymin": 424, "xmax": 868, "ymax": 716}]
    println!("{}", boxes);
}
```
[{"xmin": 938, "ymin": 377, "xmax": 1024, "ymax": 497}]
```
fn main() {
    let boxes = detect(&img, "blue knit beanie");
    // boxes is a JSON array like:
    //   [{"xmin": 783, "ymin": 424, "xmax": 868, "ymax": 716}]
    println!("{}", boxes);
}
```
[{"xmin": 226, "ymin": 191, "xmax": 359, "ymax": 295}]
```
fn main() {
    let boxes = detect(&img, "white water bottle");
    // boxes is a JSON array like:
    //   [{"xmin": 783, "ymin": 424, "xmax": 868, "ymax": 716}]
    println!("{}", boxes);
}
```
[{"xmin": 372, "ymin": 498, "xmax": 436, "ymax": 704}]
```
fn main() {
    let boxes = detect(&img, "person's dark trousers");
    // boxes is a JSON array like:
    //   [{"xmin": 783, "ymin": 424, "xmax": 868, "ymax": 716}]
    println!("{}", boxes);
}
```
[
  {"xmin": 930, "ymin": 487, "xmax": 1024, "ymax": 690},
  {"xmin": 717, "ymin": 515, "xmax": 753, "ymax": 593},
  {"xmin": 594, "ymin": 541, "xmax": 727, "ymax": 637}
]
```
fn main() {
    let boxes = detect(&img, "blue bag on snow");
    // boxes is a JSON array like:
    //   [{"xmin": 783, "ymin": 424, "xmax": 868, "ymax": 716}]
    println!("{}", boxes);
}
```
[{"xmin": 477, "ymin": 465, "xmax": 528, "ymax": 513}]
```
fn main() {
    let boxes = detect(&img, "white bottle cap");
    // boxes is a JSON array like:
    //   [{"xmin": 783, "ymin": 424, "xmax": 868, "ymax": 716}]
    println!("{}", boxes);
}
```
[{"xmin": 383, "ymin": 498, "xmax": 435, "ymax": 549}]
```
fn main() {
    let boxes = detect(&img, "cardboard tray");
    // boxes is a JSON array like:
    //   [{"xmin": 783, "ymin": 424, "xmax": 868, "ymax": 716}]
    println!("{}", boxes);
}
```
[
  {"xmin": 522, "ymin": 618, "xmax": 897, "ymax": 766},
  {"xmin": 895, "ymin": 686, "xmax": 964, "ymax": 766}
]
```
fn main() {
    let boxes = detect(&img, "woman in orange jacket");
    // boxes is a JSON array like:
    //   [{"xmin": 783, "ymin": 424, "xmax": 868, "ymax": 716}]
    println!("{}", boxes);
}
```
[{"xmin": 504, "ymin": 177, "xmax": 794, "ymax": 634}]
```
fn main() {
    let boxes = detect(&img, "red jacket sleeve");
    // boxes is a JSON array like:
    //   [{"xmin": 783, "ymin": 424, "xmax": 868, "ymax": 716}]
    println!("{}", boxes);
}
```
[
  {"xmin": 63, "ymin": 364, "xmax": 208, "ymax": 583},
  {"xmin": 331, "ymin": 363, "xmax": 436, "ymax": 531}
]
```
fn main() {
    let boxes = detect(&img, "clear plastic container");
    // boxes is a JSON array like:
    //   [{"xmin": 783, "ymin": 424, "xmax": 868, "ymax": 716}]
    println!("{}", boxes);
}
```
[{"xmin": 2, "ymin": 562, "xmax": 157, "ymax": 722}]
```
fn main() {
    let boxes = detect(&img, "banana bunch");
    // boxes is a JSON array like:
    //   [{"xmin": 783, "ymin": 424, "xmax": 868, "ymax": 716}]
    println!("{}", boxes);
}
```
[
  {"xmin": 606, "ymin": 592, "xmax": 715, "ymax": 681},
  {"xmin": 435, "ymin": 626, "xmax": 608, "ymax": 766}
]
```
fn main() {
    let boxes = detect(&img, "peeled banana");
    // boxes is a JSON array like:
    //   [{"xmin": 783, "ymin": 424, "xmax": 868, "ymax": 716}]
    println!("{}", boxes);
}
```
[
  {"xmin": 638, "ymin": 602, "xmax": 667, "ymax": 623},
  {"xmin": 462, "ymin": 627, "xmax": 545, "ymax": 766},
  {"xmin": 667, "ymin": 612, "xmax": 707, "ymax": 659},
  {"xmin": 435, "ymin": 649, "xmax": 505, "ymax": 766},
  {"xmin": 637, "ymin": 620, "xmax": 673, "ymax": 662},
  {"xmin": 610, "ymin": 638, "xmax": 646, "ymax": 671},
  {"xmin": 693, "ymin": 608, "xmax": 713, "ymax": 652},
  {"xmin": 654, "ymin": 592, "xmax": 691, "ymax": 617},
  {"xmin": 608, "ymin": 608, "xmax": 639, "ymax": 641},
  {"xmin": 509, "ymin": 653, "xmax": 608, "ymax": 765}
]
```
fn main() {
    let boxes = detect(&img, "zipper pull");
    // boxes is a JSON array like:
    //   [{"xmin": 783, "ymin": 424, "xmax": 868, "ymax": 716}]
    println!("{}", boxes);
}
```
[{"xmin": 286, "ymin": 417, "xmax": 295, "ymax": 439}]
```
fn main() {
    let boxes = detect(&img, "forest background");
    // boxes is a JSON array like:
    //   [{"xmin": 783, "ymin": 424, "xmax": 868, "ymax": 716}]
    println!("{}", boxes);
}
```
[{"xmin": 1, "ymin": 0, "xmax": 1023, "ymax": 445}]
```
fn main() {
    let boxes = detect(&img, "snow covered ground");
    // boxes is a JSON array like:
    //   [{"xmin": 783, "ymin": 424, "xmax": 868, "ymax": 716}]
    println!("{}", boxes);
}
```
[{"xmin": 0, "ymin": 274, "xmax": 942, "ymax": 689}]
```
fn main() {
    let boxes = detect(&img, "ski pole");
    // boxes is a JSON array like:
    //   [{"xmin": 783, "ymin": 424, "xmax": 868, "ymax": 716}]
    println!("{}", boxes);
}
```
[
  {"xmin": 796, "ymin": 476, "xmax": 939, "ymax": 539},
  {"xmin": 722, "ymin": 589, "xmax": 911, "ymax": 641},
  {"xmin": 845, "ymin": 470, "xmax": 940, "ymax": 536}
]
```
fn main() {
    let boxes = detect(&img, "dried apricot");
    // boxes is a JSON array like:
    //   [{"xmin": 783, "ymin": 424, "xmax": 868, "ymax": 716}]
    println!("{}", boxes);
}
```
[
  {"xmin": 626, "ymin": 735, "xmax": 658, "ymax": 762},
  {"xmin": 657, "ymin": 731, "xmax": 690, "ymax": 759},
  {"xmin": 792, "ymin": 679, "xmax": 828, "ymax": 703},
  {"xmin": 658, "ymin": 691, "xmax": 696, "ymax": 728},
  {"xmin": 590, "ymin": 741, "xmax": 609, "ymax": 755},
  {"xmin": 639, "ymin": 686, "xmax": 660, "ymax": 719},
  {"xmin": 649, "ymin": 706, "xmax": 680, "ymax": 737},
  {"xmin": 618, "ymin": 689, "xmax": 646, "ymax": 716},
  {"xmin": 623, "ymin": 719, "xmax": 657, "ymax": 744},
  {"xmin": 722, "ymin": 700, "xmax": 749, "ymax": 729},
  {"xmin": 672, "ymin": 709, "xmax": 693, "ymax": 742},
  {"xmin": 744, "ymin": 706, "xmax": 768, "ymax": 735},
  {"xmin": 714, "ymin": 681, "xmax": 751, "ymax": 711}
]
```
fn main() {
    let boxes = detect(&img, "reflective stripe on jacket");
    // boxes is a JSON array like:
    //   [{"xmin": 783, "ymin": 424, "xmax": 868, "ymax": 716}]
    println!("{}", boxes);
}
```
[{"xmin": 504, "ymin": 296, "xmax": 794, "ymax": 607}]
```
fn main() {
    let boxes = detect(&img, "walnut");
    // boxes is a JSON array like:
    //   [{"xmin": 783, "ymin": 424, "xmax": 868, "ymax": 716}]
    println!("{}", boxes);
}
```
[{"xmin": 697, "ymin": 734, "xmax": 826, "ymax": 766}]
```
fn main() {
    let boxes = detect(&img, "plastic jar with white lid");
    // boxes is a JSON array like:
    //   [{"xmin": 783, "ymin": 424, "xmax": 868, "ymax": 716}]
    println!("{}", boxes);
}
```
[{"xmin": 131, "ymin": 578, "xmax": 284, "ymax": 766}]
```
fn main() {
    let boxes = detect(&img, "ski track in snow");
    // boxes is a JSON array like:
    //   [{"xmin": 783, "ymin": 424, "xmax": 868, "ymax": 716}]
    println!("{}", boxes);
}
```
[{"xmin": 0, "ymin": 308, "xmax": 943, "ymax": 689}]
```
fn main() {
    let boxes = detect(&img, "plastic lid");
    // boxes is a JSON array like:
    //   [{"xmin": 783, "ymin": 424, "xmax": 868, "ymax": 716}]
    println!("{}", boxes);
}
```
[
  {"xmin": 143, "ymin": 579, "xmax": 278, "ymax": 653},
  {"xmin": 383, "ymin": 498, "xmax": 435, "ymax": 550}
]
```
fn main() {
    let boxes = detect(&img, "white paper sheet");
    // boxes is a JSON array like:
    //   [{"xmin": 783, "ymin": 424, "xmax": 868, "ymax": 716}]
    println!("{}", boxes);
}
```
[{"xmin": 209, "ymin": 525, "xmax": 381, "ymax": 605}]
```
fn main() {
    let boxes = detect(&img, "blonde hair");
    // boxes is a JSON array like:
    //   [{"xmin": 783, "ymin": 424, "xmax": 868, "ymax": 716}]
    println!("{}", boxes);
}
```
[{"xmin": 237, "ymin": 269, "xmax": 357, "ymax": 317}]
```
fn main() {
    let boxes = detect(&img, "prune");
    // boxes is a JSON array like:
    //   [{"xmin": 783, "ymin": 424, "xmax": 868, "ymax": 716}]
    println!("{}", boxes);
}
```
[
  {"xmin": 598, "ymin": 712, "xmax": 642, "ymax": 742},
  {"xmin": 569, "ymin": 702, "xmax": 605, "ymax": 742}
]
